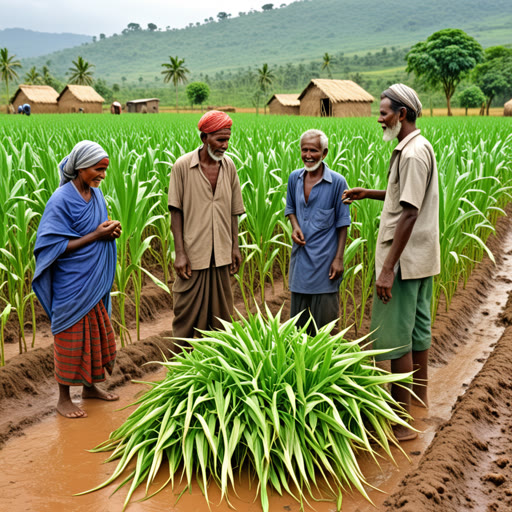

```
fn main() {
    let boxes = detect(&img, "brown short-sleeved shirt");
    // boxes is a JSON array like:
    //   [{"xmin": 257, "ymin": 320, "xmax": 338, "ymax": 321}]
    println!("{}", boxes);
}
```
[
  {"xmin": 168, "ymin": 148, "xmax": 245, "ymax": 270},
  {"xmin": 376, "ymin": 130, "xmax": 440, "ymax": 280}
]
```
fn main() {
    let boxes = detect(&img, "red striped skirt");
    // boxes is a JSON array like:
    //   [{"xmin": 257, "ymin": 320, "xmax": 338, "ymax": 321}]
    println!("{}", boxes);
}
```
[{"xmin": 54, "ymin": 301, "xmax": 117, "ymax": 386}]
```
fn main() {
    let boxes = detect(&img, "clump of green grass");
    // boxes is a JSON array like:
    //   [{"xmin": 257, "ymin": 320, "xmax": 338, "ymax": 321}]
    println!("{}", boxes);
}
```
[{"xmin": 81, "ymin": 307, "xmax": 414, "ymax": 511}]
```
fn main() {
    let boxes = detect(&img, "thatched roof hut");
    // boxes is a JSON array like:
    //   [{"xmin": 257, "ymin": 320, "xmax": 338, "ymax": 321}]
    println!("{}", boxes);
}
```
[
  {"xmin": 126, "ymin": 98, "xmax": 159, "ymax": 113},
  {"xmin": 504, "ymin": 99, "xmax": 512, "ymax": 117},
  {"xmin": 267, "ymin": 94, "xmax": 300, "ymax": 116},
  {"xmin": 58, "ymin": 85, "xmax": 104, "ymax": 113},
  {"xmin": 298, "ymin": 79, "xmax": 374, "ymax": 117},
  {"xmin": 11, "ymin": 85, "xmax": 59, "ymax": 114}
]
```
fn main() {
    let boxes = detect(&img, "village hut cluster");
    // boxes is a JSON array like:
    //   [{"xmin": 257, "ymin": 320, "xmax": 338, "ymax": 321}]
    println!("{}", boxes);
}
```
[
  {"xmin": 267, "ymin": 79, "xmax": 374, "ymax": 117},
  {"xmin": 10, "ymin": 84, "xmax": 161, "ymax": 115}
]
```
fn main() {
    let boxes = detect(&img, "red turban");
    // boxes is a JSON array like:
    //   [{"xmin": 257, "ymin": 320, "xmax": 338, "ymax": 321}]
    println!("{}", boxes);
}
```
[{"xmin": 198, "ymin": 110, "xmax": 233, "ymax": 133}]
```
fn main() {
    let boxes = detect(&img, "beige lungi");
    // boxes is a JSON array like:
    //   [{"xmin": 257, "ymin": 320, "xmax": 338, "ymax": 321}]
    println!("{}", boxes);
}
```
[{"xmin": 171, "ymin": 265, "xmax": 233, "ymax": 340}]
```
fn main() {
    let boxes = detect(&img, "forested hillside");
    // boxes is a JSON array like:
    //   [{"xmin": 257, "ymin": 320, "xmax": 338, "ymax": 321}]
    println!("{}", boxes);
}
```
[
  {"xmin": 20, "ymin": 0, "xmax": 512, "ymax": 82},
  {"xmin": 0, "ymin": 28, "xmax": 91, "ymax": 58}
]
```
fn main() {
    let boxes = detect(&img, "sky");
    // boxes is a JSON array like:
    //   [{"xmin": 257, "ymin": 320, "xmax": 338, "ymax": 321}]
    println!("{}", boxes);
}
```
[{"xmin": 0, "ymin": 0, "xmax": 284, "ymax": 36}]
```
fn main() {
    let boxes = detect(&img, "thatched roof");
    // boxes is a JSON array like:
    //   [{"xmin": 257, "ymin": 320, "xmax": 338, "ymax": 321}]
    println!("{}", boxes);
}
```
[
  {"xmin": 58, "ymin": 85, "xmax": 105, "ymax": 103},
  {"xmin": 266, "ymin": 94, "xmax": 300, "ymax": 107},
  {"xmin": 299, "ymin": 79, "xmax": 374, "ymax": 103},
  {"xmin": 126, "ymin": 98, "xmax": 159, "ymax": 104},
  {"xmin": 12, "ymin": 85, "xmax": 59, "ymax": 104}
]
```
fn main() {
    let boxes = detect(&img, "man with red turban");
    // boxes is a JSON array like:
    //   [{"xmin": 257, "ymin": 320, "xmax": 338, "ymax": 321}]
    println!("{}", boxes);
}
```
[{"xmin": 168, "ymin": 111, "xmax": 245, "ymax": 340}]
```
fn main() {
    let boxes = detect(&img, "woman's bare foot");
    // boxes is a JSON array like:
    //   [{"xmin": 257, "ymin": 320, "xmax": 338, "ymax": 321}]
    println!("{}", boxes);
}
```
[
  {"xmin": 393, "ymin": 424, "xmax": 418, "ymax": 442},
  {"xmin": 57, "ymin": 398, "xmax": 87, "ymax": 419},
  {"xmin": 82, "ymin": 384, "xmax": 119, "ymax": 401}
]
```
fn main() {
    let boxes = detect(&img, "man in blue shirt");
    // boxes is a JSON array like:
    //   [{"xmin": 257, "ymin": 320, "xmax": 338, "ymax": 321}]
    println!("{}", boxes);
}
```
[{"xmin": 285, "ymin": 129, "xmax": 351, "ymax": 334}]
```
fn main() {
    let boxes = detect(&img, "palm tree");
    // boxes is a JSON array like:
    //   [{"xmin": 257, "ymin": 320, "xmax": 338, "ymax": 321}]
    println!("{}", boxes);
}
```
[
  {"xmin": 322, "ymin": 52, "xmax": 333, "ymax": 79},
  {"xmin": 0, "ymin": 48, "xmax": 22, "ymax": 111},
  {"xmin": 161, "ymin": 56, "xmax": 190, "ymax": 112},
  {"xmin": 68, "ymin": 56, "xmax": 94, "ymax": 86},
  {"xmin": 257, "ymin": 63, "xmax": 275, "ymax": 114},
  {"xmin": 24, "ymin": 66, "xmax": 42, "ymax": 85}
]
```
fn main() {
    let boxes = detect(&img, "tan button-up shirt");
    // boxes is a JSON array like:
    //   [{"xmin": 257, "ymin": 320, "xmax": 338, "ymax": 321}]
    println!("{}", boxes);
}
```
[
  {"xmin": 168, "ymin": 148, "xmax": 245, "ymax": 270},
  {"xmin": 375, "ymin": 130, "xmax": 440, "ymax": 280}
]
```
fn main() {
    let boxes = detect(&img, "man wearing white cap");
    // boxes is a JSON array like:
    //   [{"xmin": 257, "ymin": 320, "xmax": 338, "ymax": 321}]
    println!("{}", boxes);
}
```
[{"xmin": 342, "ymin": 84, "xmax": 440, "ymax": 441}]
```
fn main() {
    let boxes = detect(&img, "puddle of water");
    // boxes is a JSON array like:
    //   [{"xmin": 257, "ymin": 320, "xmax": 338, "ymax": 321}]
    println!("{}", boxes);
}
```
[{"xmin": 2, "ymin": 234, "xmax": 511, "ymax": 512}]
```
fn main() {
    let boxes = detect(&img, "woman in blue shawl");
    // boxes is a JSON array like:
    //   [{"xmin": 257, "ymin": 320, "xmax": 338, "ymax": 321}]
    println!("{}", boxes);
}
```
[{"xmin": 33, "ymin": 141, "xmax": 121, "ymax": 419}]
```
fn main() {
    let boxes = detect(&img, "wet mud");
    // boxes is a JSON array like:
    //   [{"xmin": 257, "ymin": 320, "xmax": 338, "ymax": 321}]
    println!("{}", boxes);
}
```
[
  {"xmin": 1, "ymin": 207, "xmax": 512, "ymax": 511},
  {"xmin": 384, "ymin": 295, "xmax": 512, "ymax": 512}
]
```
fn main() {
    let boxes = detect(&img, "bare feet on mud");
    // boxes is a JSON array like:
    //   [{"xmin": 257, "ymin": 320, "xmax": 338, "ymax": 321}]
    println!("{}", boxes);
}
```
[
  {"xmin": 57, "ymin": 399, "xmax": 88, "ymax": 419},
  {"xmin": 393, "ymin": 424, "xmax": 418, "ymax": 442},
  {"xmin": 82, "ymin": 384, "xmax": 119, "ymax": 401}
]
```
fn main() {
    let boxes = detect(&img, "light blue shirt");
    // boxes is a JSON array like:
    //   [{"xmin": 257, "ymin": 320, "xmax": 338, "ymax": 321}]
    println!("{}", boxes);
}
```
[{"xmin": 285, "ymin": 164, "xmax": 351, "ymax": 294}]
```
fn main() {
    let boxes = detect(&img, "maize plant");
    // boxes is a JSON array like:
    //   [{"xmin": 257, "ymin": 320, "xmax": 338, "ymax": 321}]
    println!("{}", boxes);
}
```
[{"xmin": 80, "ymin": 308, "xmax": 415, "ymax": 511}]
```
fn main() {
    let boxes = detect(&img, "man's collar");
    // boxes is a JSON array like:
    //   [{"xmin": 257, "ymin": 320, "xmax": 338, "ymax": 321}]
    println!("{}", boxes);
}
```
[
  {"xmin": 299, "ymin": 163, "xmax": 333, "ymax": 182},
  {"xmin": 190, "ymin": 147, "xmax": 201, "ymax": 168},
  {"xmin": 395, "ymin": 129, "xmax": 421, "ymax": 151},
  {"xmin": 190, "ymin": 146, "xmax": 225, "ymax": 168}
]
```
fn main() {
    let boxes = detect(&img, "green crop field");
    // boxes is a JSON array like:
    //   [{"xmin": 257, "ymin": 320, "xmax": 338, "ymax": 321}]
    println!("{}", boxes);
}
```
[{"xmin": 1, "ymin": 113, "xmax": 511, "ymax": 361}]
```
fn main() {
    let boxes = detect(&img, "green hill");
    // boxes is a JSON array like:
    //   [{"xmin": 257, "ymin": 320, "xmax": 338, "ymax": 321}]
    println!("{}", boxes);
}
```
[
  {"xmin": 20, "ymin": 0, "xmax": 512, "ymax": 83},
  {"xmin": 0, "ymin": 28, "xmax": 91, "ymax": 58}
]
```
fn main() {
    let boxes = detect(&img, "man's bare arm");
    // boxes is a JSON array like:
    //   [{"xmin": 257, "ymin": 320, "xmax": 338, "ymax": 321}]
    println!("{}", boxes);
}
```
[
  {"xmin": 342, "ymin": 188, "xmax": 386, "ymax": 203},
  {"xmin": 170, "ymin": 207, "xmax": 192, "ymax": 279}
]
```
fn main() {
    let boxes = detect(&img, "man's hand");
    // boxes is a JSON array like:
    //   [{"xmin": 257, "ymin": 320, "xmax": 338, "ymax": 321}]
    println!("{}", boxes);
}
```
[
  {"xmin": 329, "ymin": 257, "xmax": 344, "ymax": 280},
  {"xmin": 230, "ymin": 247, "xmax": 242, "ymax": 274},
  {"xmin": 292, "ymin": 227, "xmax": 306, "ymax": 246},
  {"xmin": 375, "ymin": 267, "xmax": 395, "ymax": 304},
  {"xmin": 174, "ymin": 252, "xmax": 192, "ymax": 280},
  {"xmin": 342, "ymin": 187, "xmax": 368, "ymax": 204}
]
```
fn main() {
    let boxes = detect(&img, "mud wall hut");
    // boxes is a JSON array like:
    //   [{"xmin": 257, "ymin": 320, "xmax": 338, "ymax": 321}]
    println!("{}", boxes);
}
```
[
  {"xmin": 504, "ymin": 99, "xmax": 512, "ymax": 117},
  {"xmin": 57, "ymin": 85, "xmax": 104, "ymax": 113},
  {"xmin": 126, "ymin": 98, "xmax": 159, "ymax": 113},
  {"xmin": 267, "ymin": 94, "xmax": 300, "ymax": 115},
  {"xmin": 10, "ymin": 85, "xmax": 59, "ymax": 114},
  {"xmin": 298, "ymin": 79, "xmax": 374, "ymax": 117}
]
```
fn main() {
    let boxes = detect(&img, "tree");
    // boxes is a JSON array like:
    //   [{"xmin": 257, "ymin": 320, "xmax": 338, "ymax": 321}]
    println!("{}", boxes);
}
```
[
  {"xmin": 92, "ymin": 36, "xmax": 97, "ymax": 43},
  {"xmin": 147, "ymin": 23, "xmax": 157, "ymax": 31},
  {"xmin": 217, "ymin": 12, "xmax": 231, "ymax": 21},
  {"xmin": 161, "ymin": 56, "xmax": 190, "ymax": 111},
  {"xmin": 257, "ymin": 63, "xmax": 275, "ymax": 114},
  {"xmin": 186, "ymin": 82, "xmax": 210, "ymax": 108},
  {"xmin": 0, "ymin": 48, "xmax": 21, "ymax": 110},
  {"xmin": 457, "ymin": 85, "xmax": 485, "ymax": 116},
  {"xmin": 99, "ymin": 33, "xmax": 106, "ymax": 40},
  {"xmin": 127, "ymin": 23, "xmax": 141, "ymax": 31},
  {"xmin": 473, "ymin": 46, "xmax": 512, "ymax": 115},
  {"xmin": 262, "ymin": 3, "xmax": 274, "ymax": 10},
  {"xmin": 406, "ymin": 28, "xmax": 483, "ymax": 116},
  {"xmin": 322, "ymin": 52, "xmax": 333, "ymax": 79},
  {"xmin": 24, "ymin": 66, "xmax": 42, "ymax": 85},
  {"xmin": 94, "ymin": 78, "xmax": 113, "ymax": 103},
  {"xmin": 68, "ymin": 56, "xmax": 95, "ymax": 86}
]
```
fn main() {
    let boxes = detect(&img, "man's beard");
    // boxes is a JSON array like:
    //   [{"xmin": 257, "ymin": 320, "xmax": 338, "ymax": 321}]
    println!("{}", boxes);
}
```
[
  {"xmin": 207, "ymin": 144, "xmax": 224, "ymax": 162},
  {"xmin": 304, "ymin": 159, "xmax": 323, "ymax": 172},
  {"xmin": 382, "ymin": 120, "xmax": 402, "ymax": 142}
]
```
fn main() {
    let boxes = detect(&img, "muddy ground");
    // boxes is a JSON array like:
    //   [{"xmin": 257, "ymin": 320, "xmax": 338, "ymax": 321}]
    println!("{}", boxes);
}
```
[{"xmin": 1, "ymin": 206, "xmax": 512, "ymax": 511}]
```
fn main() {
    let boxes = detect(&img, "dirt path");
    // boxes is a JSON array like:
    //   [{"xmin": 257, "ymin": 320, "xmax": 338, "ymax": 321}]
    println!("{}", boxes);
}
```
[{"xmin": 1, "ymin": 210, "xmax": 512, "ymax": 511}]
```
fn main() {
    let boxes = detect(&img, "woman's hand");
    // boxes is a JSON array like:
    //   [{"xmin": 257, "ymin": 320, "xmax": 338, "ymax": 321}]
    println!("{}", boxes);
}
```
[{"xmin": 95, "ymin": 220, "xmax": 122, "ymax": 240}]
